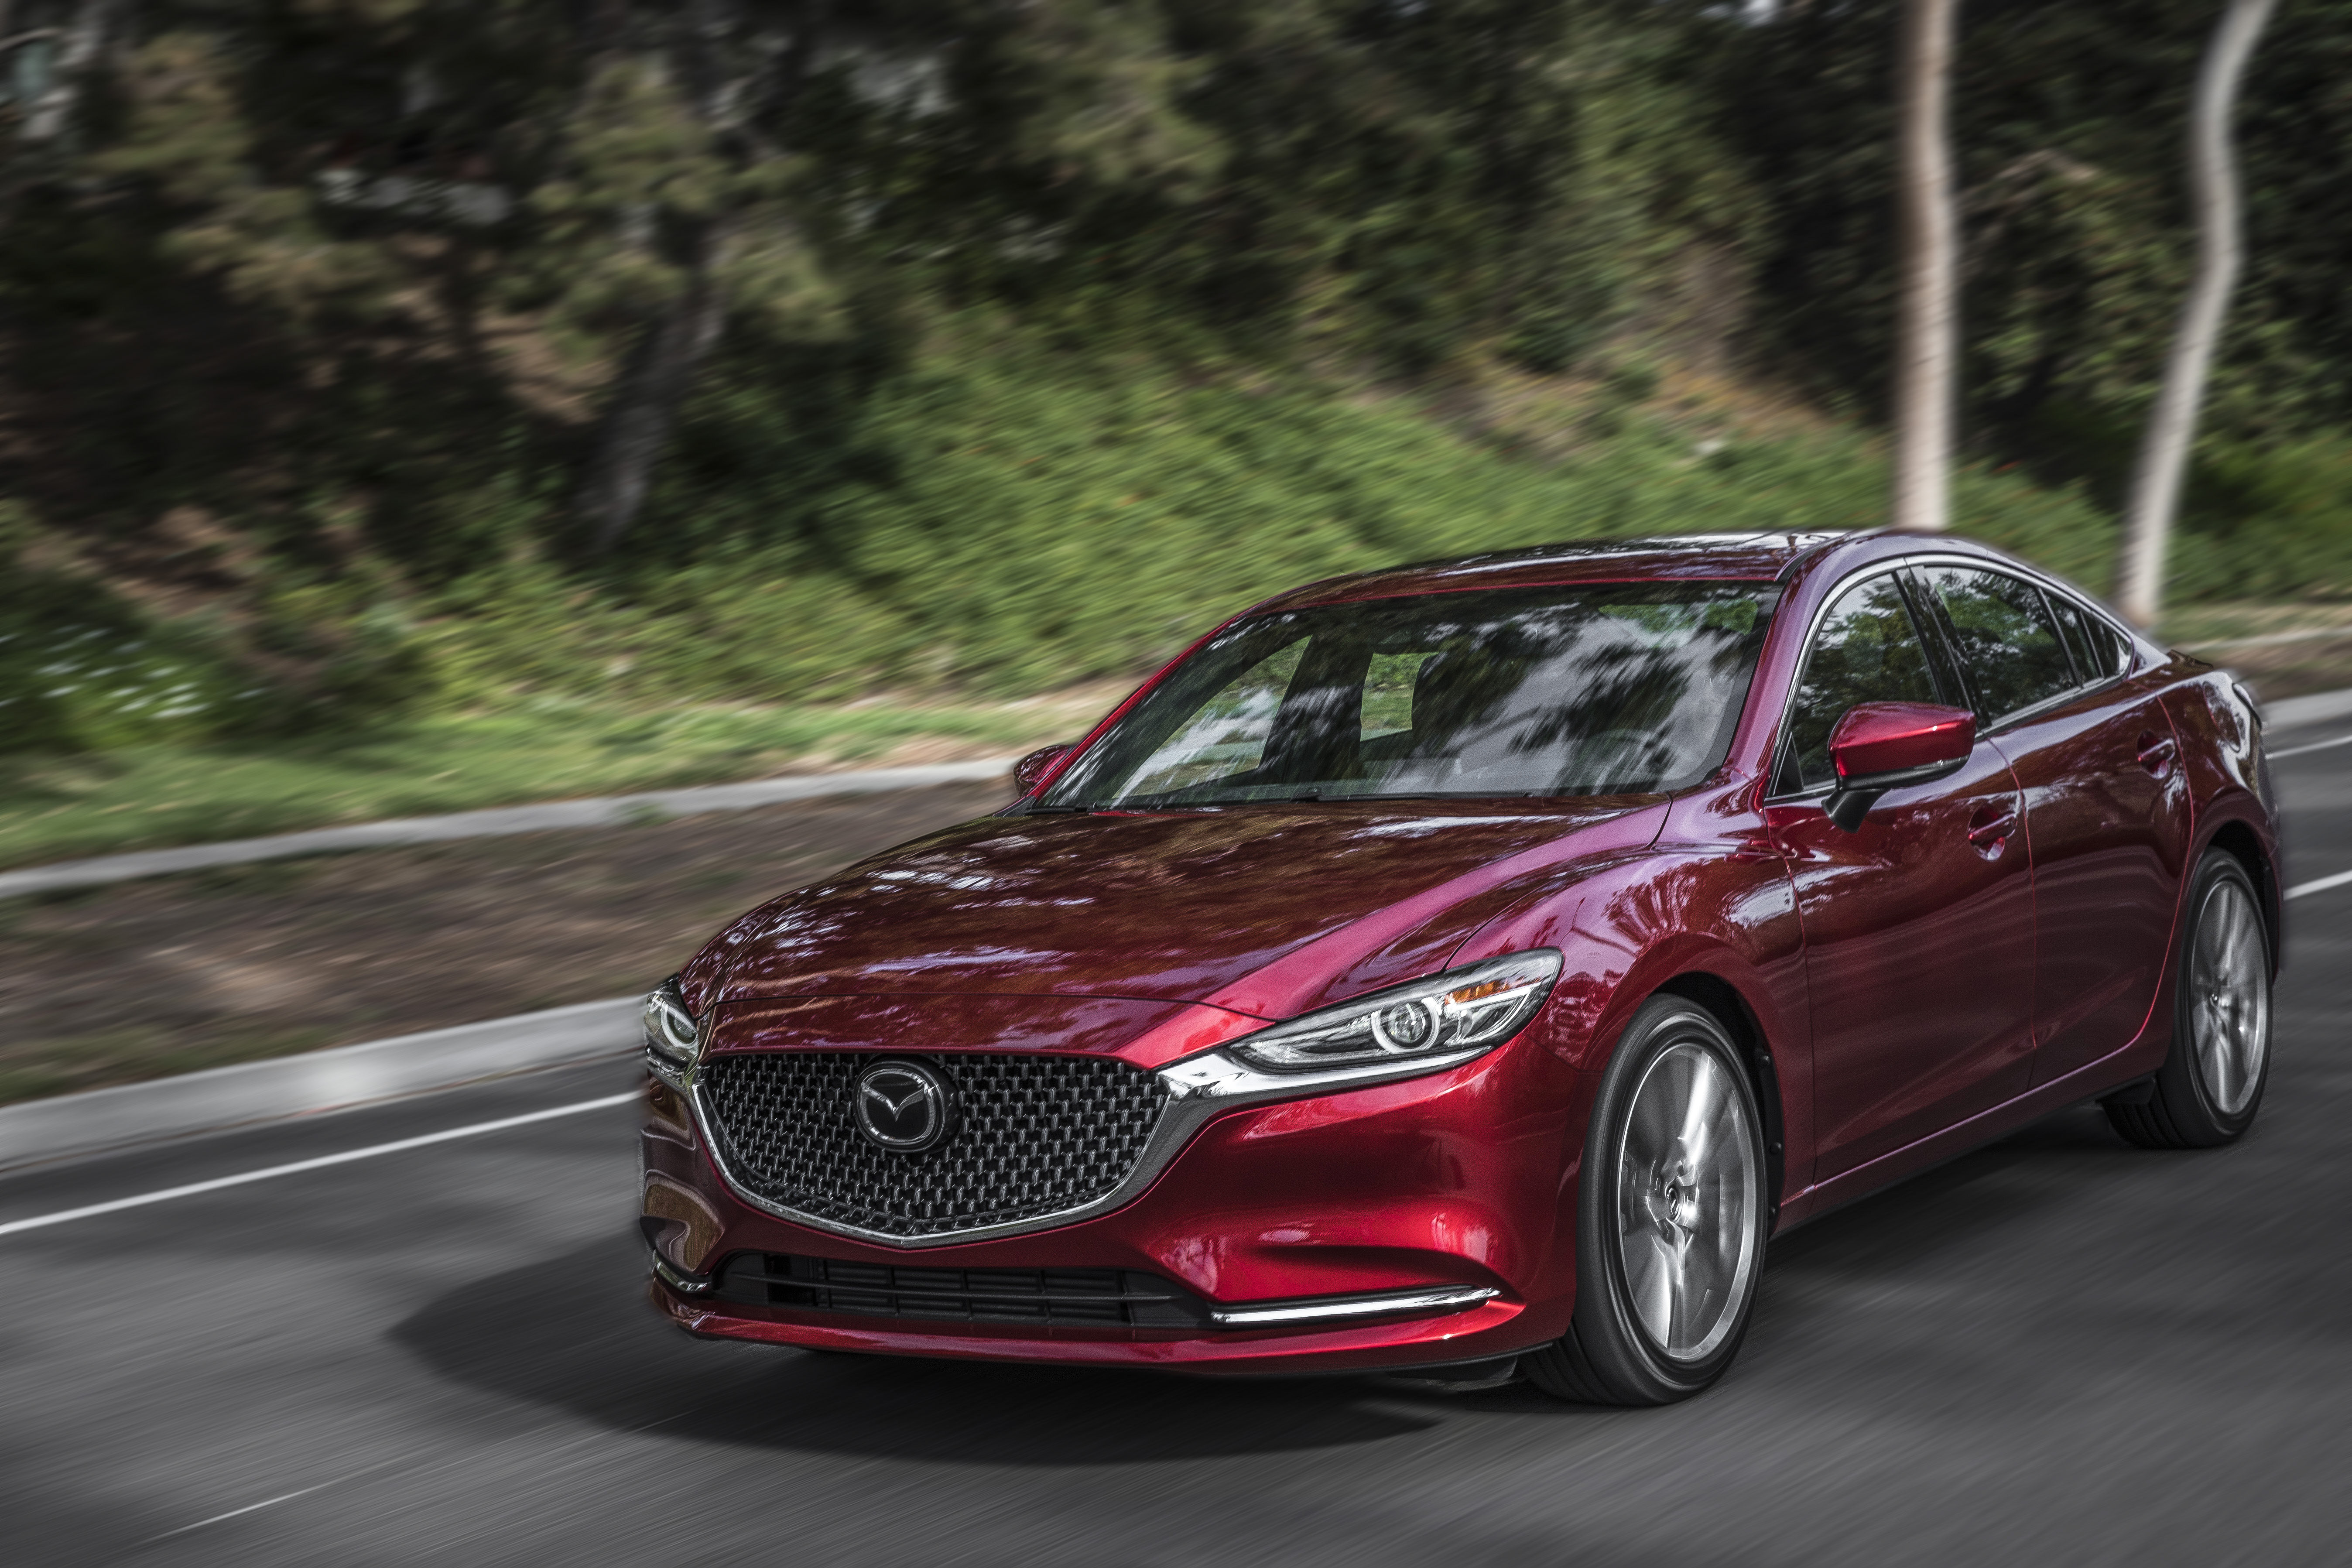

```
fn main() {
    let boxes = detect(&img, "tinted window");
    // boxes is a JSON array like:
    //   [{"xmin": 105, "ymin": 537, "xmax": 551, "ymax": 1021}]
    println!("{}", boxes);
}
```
[
  {"xmin": 1779, "ymin": 572, "xmax": 1945, "ymax": 792},
  {"xmin": 2044, "ymin": 593, "xmax": 2094, "ymax": 679},
  {"xmin": 1919, "ymin": 566, "xmax": 2078, "ymax": 720},
  {"xmin": 2060, "ymin": 595, "xmax": 2136, "ymax": 681},
  {"xmin": 1042, "ymin": 582, "xmax": 1781, "ymax": 808}
]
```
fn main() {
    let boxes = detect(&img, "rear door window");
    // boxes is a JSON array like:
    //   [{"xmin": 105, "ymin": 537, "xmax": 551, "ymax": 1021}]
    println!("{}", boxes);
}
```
[
  {"xmin": 1918, "ymin": 566, "xmax": 2078, "ymax": 722},
  {"xmin": 1779, "ymin": 572, "xmax": 1948, "ymax": 792},
  {"xmin": 2044, "ymin": 595, "xmax": 2088, "ymax": 679},
  {"xmin": 2060, "ymin": 595, "xmax": 2136, "ymax": 681}
]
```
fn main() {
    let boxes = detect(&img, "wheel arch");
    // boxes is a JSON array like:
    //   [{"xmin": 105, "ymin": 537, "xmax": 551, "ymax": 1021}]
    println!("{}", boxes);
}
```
[
  {"xmin": 2202, "ymin": 816, "xmax": 2280, "ymax": 976},
  {"xmin": 1650, "ymin": 971, "xmax": 1790, "ymax": 1226}
]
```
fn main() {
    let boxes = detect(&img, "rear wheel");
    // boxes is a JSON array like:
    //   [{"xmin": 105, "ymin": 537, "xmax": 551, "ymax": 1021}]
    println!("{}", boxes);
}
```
[
  {"xmin": 1525, "ymin": 996, "xmax": 1768, "ymax": 1405},
  {"xmin": 2106, "ymin": 849, "xmax": 2272, "ymax": 1149}
]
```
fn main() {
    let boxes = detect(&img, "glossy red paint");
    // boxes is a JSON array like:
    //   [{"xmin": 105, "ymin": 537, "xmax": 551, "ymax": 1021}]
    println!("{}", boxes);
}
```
[
  {"xmin": 1774, "ymin": 740, "xmax": 2035, "ymax": 1178},
  {"xmin": 697, "ymin": 798, "xmax": 1661, "ymax": 1017},
  {"xmin": 1010, "ymin": 743, "xmax": 1075, "ymax": 795},
  {"xmin": 645, "ymin": 529, "xmax": 2279, "ymax": 1374},
  {"xmin": 1999, "ymin": 672, "xmax": 2192, "ymax": 1084},
  {"xmin": 1828, "ymin": 702, "xmax": 1975, "ymax": 782}
]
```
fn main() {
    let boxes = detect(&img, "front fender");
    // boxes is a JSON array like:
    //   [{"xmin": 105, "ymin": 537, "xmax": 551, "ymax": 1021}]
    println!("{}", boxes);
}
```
[{"xmin": 1448, "ymin": 773, "xmax": 1814, "ymax": 1210}]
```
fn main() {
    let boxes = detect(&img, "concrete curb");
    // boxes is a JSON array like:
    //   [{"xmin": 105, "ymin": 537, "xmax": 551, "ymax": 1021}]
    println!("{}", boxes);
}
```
[
  {"xmin": 0, "ymin": 996, "xmax": 643, "ymax": 1174},
  {"xmin": 9, "ymin": 686, "xmax": 2347, "ymax": 1173},
  {"xmin": 0, "ymin": 757, "xmax": 1018, "ymax": 900},
  {"xmin": 2264, "ymin": 688, "xmax": 2352, "ymax": 731}
]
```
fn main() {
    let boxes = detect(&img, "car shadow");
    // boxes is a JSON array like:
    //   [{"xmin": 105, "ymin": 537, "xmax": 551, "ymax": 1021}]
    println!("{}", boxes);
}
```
[
  {"xmin": 390, "ymin": 1104, "xmax": 2133, "ymax": 1459},
  {"xmin": 388, "ymin": 1227, "xmax": 1510, "ymax": 1465},
  {"xmin": 1765, "ymin": 1101, "xmax": 2124, "ymax": 1266}
]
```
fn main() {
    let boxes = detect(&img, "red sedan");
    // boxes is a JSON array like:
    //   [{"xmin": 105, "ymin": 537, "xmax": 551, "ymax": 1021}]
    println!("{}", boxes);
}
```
[{"xmin": 638, "ymin": 530, "xmax": 2279, "ymax": 1404}]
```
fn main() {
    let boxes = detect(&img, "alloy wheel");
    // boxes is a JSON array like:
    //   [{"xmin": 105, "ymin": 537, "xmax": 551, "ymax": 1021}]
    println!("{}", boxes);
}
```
[
  {"xmin": 2191, "ymin": 876, "xmax": 2269, "ymax": 1116},
  {"xmin": 1614, "ymin": 1041, "xmax": 1761, "ymax": 1362}
]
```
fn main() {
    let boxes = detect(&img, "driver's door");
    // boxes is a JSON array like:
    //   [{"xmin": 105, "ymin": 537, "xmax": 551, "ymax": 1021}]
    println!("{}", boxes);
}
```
[{"xmin": 1770, "ymin": 568, "xmax": 2037, "ymax": 1182}]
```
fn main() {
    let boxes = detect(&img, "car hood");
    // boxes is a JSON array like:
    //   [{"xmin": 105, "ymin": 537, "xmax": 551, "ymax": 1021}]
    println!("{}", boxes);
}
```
[{"xmin": 689, "ymin": 798, "xmax": 1669, "ymax": 1020}]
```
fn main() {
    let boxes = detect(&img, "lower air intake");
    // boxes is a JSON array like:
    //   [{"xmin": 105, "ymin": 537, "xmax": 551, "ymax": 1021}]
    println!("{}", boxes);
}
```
[{"xmin": 713, "ymin": 1253, "xmax": 1209, "ymax": 1328}]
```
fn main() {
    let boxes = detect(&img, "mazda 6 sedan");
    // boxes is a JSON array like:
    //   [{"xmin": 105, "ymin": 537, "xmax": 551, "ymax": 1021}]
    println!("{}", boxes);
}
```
[{"xmin": 637, "ymin": 529, "xmax": 2279, "ymax": 1404}]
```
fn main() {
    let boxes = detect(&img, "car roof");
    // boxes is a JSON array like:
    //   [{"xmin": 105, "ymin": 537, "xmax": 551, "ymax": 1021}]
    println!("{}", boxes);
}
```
[{"xmin": 1250, "ymin": 530, "xmax": 1859, "ymax": 615}]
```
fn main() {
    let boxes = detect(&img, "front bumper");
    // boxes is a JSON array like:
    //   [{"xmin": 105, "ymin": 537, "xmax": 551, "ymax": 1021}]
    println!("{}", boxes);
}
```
[{"xmin": 640, "ymin": 1032, "xmax": 1593, "ymax": 1375}]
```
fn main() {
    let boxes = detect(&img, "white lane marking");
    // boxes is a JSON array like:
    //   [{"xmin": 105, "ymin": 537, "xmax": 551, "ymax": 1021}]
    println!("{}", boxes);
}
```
[
  {"xmin": 0, "ymin": 1091, "xmax": 638, "ymax": 1239},
  {"xmin": 2270, "ymin": 732, "xmax": 2352, "ymax": 760},
  {"xmin": 2287, "ymin": 869, "xmax": 2352, "ymax": 902},
  {"xmin": 146, "ymin": 1455, "xmax": 411, "ymax": 1542}
]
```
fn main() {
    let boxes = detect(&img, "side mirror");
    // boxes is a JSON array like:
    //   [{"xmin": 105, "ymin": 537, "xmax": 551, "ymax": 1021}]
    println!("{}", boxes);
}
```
[
  {"xmin": 1012, "ymin": 742, "xmax": 1077, "ymax": 796},
  {"xmin": 1825, "ymin": 702, "xmax": 1975, "ymax": 832}
]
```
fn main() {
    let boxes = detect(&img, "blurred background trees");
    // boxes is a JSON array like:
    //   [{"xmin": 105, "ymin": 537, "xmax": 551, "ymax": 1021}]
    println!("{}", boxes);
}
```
[{"xmin": 4, "ymin": 0, "xmax": 2352, "ymax": 757}]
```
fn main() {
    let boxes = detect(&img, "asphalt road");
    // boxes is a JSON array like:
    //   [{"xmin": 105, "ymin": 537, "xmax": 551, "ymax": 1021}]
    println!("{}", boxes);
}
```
[{"xmin": 6, "ymin": 734, "xmax": 2352, "ymax": 1566}]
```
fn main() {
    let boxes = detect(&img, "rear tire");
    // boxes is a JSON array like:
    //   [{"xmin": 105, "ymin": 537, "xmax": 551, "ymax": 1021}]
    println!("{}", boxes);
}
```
[
  {"xmin": 2106, "ymin": 849, "xmax": 2272, "ymax": 1150},
  {"xmin": 1524, "ymin": 996, "xmax": 1769, "ymax": 1406}
]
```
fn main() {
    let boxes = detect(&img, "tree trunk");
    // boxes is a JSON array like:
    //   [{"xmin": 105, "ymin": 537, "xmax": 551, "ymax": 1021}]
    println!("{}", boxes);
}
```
[
  {"xmin": 1892, "ymin": 0, "xmax": 1961, "ymax": 534},
  {"xmin": 2115, "ymin": 0, "xmax": 2280, "ymax": 629},
  {"xmin": 578, "ymin": 236, "xmax": 728, "ymax": 556},
  {"xmin": 19, "ymin": 0, "xmax": 122, "ymax": 145},
  {"xmin": 573, "ymin": 0, "xmax": 828, "ymax": 555}
]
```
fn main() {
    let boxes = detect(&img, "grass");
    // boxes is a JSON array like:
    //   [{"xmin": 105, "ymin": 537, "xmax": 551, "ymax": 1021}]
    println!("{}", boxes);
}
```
[
  {"xmin": 0, "ymin": 691, "xmax": 1105, "ymax": 870},
  {"xmin": 11, "ymin": 319, "xmax": 2293, "ymax": 873}
]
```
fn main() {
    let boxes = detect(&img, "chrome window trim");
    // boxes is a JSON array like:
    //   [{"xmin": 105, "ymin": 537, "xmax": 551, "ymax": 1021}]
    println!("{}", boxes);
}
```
[
  {"xmin": 679, "ymin": 1041, "xmax": 1501, "ymax": 1250},
  {"xmin": 1766, "ymin": 551, "xmax": 2140, "ymax": 805},
  {"xmin": 1906, "ymin": 555, "xmax": 2135, "ymax": 731},
  {"xmin": 1763, "ymin": 560, "xmax": 1939, "ymax": 804}
]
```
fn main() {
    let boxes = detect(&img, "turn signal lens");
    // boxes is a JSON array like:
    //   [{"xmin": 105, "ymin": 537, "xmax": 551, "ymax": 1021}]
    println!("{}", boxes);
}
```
[{"xmin": 1226, "ymin": 950, "xmax": 1563, "ymax": 1073}]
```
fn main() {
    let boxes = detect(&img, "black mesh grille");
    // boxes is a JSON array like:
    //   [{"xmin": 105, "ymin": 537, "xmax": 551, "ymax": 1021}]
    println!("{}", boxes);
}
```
[
  {"xmin": 713, "ymin": 1252, "xmax": 1209, "ymax": 1327},
  {"xmin": 697, "ymin": 1052, "xmax": 1169, "ymax": 1238}
]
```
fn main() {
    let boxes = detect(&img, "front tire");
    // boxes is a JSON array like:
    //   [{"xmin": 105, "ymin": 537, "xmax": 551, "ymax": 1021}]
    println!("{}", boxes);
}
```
[
  {"xmin": 2106, "ymin": 849, "xmax": 2272, "ymax": 1149},
  {"xmin": 1525, "ymin": 996, "xmax": 1769, "ymax": 1406}
]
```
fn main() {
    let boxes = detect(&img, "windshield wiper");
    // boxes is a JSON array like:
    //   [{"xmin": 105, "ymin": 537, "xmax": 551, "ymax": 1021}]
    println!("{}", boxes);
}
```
[{"xmin": 1022, "ymin": 801, "xmax": 1096, "ymax": 815}]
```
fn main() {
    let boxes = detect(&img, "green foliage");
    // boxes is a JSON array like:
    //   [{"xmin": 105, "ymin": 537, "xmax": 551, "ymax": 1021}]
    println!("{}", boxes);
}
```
[
  {"xmin": 1678, "ymin": 0, "xmax": 2352, "ymax": 438},
  {"xmin": 0, "ymin": 511, "xmax": 270, "ymax": 754},
  {"xmin": 401, "ymin": 313, "xmax": 2124, "ymax": 704},
  {"xmin": 0, "ymin": 693, "xmax": 1063, "ymax": 868},
  {"xmin": 2175, "ymin": 434, "xmax": 2352, "ymax": 599},
  {"xmin": 3, "ymin": 0, "xmax": 2351, "ymax": 792}
]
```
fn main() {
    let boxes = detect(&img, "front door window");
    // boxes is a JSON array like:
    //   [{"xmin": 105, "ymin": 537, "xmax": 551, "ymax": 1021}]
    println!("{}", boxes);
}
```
[{"xmin": 1778, "ymin": 572, "xmax": 1947, "ymax": 793}]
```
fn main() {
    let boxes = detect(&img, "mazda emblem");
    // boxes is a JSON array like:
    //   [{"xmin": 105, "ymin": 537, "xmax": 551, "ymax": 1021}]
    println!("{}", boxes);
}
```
[{"xmin": 852, "ymin": 1059, "xmax": 955, "ymax": 1152}]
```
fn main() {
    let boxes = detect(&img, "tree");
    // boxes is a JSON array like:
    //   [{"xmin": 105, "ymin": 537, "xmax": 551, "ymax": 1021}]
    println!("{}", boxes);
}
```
[
  {"xmin": 2115, "ymin": 0, "xmax": 2282, "ymax": 627},
  {"xmin": 1892, "ymin": 0, "xmax": 1960, "ymax": 533},
  {"xmin": 560, "ymin": 0, "xmax": 837, "ymax": 555}
]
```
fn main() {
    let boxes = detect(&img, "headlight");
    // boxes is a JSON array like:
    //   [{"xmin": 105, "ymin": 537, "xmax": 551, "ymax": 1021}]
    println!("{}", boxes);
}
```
[
  {"xmin": 1225, "ymin": 950, "xmax": 1563, "ymax": 1073},
  {"xmin": 642, "ymin": 978, "xmax": 702, "ymax": 1074}
]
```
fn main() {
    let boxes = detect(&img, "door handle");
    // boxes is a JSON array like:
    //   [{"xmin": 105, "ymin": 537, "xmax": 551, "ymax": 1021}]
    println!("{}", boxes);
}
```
[
  {"xmin": 2136, "ymin": 732, "xmax": 2177, "ymax": 776},
  {"xmin": 1966, "ymin": 805, "xmax": 2017, "ymax": 847}
]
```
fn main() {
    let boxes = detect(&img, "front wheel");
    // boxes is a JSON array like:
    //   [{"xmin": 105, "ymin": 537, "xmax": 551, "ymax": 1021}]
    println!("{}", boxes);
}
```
[
  {"xmin": 1524, "ymin": 996, "xmax": 1769, "ymax": 1405},
  {"xmin": 2106, "ymin": 849, "xmax": 2273, "ymax": 1149}
]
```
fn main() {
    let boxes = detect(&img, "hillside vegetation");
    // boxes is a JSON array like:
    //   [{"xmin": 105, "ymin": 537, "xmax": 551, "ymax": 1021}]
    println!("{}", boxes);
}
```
[{"xmin": 6, "ymin": 1, "xmax": 2352, "ymax": 864}]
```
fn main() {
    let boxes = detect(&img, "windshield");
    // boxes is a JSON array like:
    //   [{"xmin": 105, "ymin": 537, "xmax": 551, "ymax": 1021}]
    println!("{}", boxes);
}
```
[{"xmin": 1041, "ymin": 582, "xmax": 1781, "ymax": 809}]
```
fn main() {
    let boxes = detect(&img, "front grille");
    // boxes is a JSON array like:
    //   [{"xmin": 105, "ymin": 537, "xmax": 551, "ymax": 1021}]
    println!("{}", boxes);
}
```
[
  {"xmin": 696, "ymin": 1052, "xmax": 1169, "ymax": 1239},
  {"xmin": 713, "ymin": 1252, "xmax": 1209, "ymax": 1327}
]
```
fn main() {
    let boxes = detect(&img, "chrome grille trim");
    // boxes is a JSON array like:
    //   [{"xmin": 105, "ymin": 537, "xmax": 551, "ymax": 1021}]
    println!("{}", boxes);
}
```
[
  {"xmin": 681, "ymin": 1033, "xmax": 1510, "ymax": 1249},
  {"xmin": 688, "ymin": 1053, "xmax": 1223, "ymax": 1249}
]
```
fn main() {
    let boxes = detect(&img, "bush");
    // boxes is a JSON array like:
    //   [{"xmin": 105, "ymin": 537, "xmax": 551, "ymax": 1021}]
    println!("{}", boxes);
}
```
[
  {"xmin": 409, "ymin": 316, "xmax": 2123, "ymax": 706},
  {"xmin": 0, "ymin": 512, "xmax": 273, "ymax": 754}
]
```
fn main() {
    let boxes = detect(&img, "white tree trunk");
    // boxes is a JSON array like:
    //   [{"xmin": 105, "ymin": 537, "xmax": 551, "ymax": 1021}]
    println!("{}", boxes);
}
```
[
  {"xmin": 18, "ymin": 0, "xmax": 120, "ymax": 145},
  {"xmin": 2116, "ymin": 0, "xmax": 2280, "ymax": 628},
  {"xmin": 1893, "ymin": 0, "xmax": 1961, "ymax": 534}
]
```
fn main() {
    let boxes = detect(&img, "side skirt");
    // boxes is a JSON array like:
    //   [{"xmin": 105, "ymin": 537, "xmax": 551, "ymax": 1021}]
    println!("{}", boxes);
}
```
[{"xmin": 1771, "ymin": 1026, "xmax": 2170, "ymax": 1232}]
